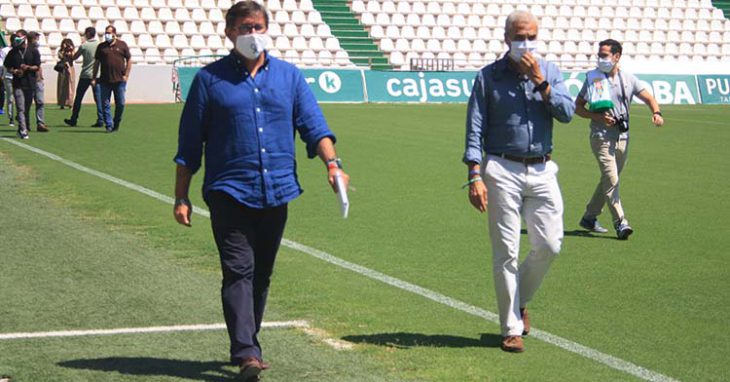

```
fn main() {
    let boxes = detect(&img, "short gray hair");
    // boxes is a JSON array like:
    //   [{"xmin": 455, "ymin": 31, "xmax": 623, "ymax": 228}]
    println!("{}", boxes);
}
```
[{"xmin": 504, "ymin": 10, "xmax": 537, "ymax": 35}]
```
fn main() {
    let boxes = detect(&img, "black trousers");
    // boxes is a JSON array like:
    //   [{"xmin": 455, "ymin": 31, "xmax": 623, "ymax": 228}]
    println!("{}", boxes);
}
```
[{"xmin": 207, "ymin": 191, "xmax": 288, "ymax": 364}]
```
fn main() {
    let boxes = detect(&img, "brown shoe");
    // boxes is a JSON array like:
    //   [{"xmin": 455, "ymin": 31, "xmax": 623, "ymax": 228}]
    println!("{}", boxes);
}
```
[
  {"xmin": 521, "ymin": 307, "xmax": 530, "ymax": 336},
  {"xmin": 501, "ymin": 335, "xmax": 524, "ymax": 353},
  {"xmin": 239, "ymin": 357, "xmax": 263, "ymax": 381},
  {"xmin": 261, "ymin": 360, "xmax": 271, "ymax": 370},
  {"xmin": 36, "ymin": 124, "xmax": 49, "ymax": 132}
]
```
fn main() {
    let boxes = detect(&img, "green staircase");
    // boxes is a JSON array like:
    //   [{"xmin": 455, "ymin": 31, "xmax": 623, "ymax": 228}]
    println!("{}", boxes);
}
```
[
  {"xmin": 311, "ymin": 0, "xmax": 392, "ymax": 70},
  {"xmin": 714, "ymin": 0, "xmax": 730, "ymax": 18}
]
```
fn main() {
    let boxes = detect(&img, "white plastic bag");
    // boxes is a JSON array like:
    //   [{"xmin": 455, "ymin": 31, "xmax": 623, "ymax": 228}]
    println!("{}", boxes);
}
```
[{"xmin": 586, "ymin": 72, "xmax": 614, "ymax": 112}]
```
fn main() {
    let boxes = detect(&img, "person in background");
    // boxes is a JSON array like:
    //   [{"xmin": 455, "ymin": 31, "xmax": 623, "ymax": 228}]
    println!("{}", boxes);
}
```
[
  {"xmin": 27, "ymin": 32, "xmax": 47, "ymax": 132},
  {"xmin": 463, "ymin": 10, "xmax": 574, "ymax": 353},
  {"xmin": 3, "ymin": 29, "xmax": 43, "ymax": 139},
  {"xmin": 0, "ymin": 34, "xmax": 11, "ymax": 123},
  {"xmin": 575, "ymin": 39, "xmax": 664, "ymax": 240},
  {"xmin": 64, "ymin": 27, "xmax": 103, "ymax": 128},
  {"xmin": 92, "ymin": 25, "xmax": 131, "ymax": 132},
  {"xmin": 173, "ymin": 1, "xmax": 349, "ymax": 380},
  {"xmin": 56, "ymin": 38, "xmax": 75, "ymax": 109}
]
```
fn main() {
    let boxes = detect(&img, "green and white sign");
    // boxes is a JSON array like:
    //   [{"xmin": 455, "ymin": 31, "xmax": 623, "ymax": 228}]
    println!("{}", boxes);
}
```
[
  {"xmin": 177, "ymin": 63, "xmax": 714, "ymax": 105},
  {"xmin": 364, "ymin": 71, "xmax": 475, "ymax": 103},
  {"xmin": 636, "ymin": 74, "xmax": 699, "ymax": 105},
  {"xmin": 562, "ymin": 72, "xmax": 700, "ymax": 105},
  {"xmin": 301, "ymin": 69, "xmax": 365, "ymax": 102},
  {"xmin": 697, "ymin": 75, "xmax": 730, "ymax": 104}
]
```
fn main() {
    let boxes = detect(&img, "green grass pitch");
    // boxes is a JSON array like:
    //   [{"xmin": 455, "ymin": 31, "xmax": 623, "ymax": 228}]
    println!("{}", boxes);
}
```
[{"xmin": 0, "ymin": 103, "xmax": 728, "ymax": 381}]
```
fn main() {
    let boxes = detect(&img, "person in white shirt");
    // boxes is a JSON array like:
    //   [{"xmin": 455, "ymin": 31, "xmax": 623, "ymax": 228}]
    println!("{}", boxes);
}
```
[{"xmin": 575, "ymin": 39, "xmax": 664, "ymax": 240}]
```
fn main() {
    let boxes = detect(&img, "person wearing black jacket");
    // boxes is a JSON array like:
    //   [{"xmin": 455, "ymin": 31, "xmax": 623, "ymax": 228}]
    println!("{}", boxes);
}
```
[{"xmin": 2, "ymin": 30, "xmax": 44, "ymax": 139}]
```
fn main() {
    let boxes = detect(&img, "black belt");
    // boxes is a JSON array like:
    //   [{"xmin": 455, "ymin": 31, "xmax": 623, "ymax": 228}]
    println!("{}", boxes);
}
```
[{"xmin": 494, "ymin": 153, "xmax": 551, "ymax": 165}]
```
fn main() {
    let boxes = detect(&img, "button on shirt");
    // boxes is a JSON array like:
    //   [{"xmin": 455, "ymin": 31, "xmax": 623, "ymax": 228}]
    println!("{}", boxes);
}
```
[
  {"xmin": 463, "ymin": 57, "xmax": 575, "ymax": 164},
  {"xmin": 175, "ymin": 52, "xmax": 334, "ymax": 208}
]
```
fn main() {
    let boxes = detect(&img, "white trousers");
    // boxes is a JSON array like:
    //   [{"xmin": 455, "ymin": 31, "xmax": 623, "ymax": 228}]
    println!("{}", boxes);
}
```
[{"xmin": 482, "ymin": 155, "xmax": 564, "ymax": 336}]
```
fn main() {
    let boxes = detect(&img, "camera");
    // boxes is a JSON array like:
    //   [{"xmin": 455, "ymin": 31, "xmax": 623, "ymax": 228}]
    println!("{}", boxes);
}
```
[{"xmin": 615, "ymin": 115, "xmax": 629, "ymax": 133}]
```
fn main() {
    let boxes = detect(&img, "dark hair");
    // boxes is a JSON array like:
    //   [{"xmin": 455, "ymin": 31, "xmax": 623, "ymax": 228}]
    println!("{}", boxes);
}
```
[
  {"xmin": 27, "ymin": 31, "xmax": 39, "ymax": 41},
  {"xmin": 84, "ymin": 27, "xmax": 96, "ymax": 38},
  {"xmin": 105, "ymin": 25, "xmax": 117, "ymax": 34},
  {"xmin": 15, "ymin": 29, "xmax": 28, "ymax": 37},
  {"xmin": 61, "ymin": 38, "xmax": 74, "ymax": 49},
  {"xmin": 599, "ymin": 39, "xmax": 622, "ymax": 56},
  {"xmin": 225, "ymin": 1, "xmax": 269, "ymax": 29}
]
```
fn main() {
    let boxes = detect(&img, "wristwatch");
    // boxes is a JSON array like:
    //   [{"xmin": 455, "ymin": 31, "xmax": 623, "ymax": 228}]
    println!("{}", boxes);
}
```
[
  {"xmin": 653, "ymin": 111, "xmax": 663, "ymax": 116},
  {"xmin": 325, "ymin": 157, "xmax": 343, "ymax": 170},
  {"xmin": 533, "ymin": 80, "xmax": 549, "ymax": 93},
  {"xmin": 174, "ymin": 198, "xmax": 191, "ymax": 207}
]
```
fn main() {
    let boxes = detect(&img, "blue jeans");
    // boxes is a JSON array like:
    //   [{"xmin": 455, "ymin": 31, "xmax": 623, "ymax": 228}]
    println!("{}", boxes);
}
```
[
  {"xmin": 69, "ymin": 78, "xmax": 103, "ymax": 124},
  {"xmin": 99, "ymin": 81, "xmax": 126, "ymax": 130}
]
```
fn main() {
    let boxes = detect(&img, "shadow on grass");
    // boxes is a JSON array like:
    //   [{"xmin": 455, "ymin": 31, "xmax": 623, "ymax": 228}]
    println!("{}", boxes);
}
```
[
  {"xmin": 56, "ymin": 129, "xmax": 108, "ymax": 133},
  {"xmin": 58, "ymin": 357, "xmax": 237, "ymax": 382},
  {"xmin": 519, "ymin": 229, "xmax": 616, "ymax": 240},
  {"xmin": 341, "ymin": 332, "xmax": 502, "ymax": 349}
]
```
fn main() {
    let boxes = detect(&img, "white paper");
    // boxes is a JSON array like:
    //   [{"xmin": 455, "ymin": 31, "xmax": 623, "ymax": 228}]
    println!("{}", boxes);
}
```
[{"xmin": 335, "ymin": 172, "xmax": 349, "ymax": 218}]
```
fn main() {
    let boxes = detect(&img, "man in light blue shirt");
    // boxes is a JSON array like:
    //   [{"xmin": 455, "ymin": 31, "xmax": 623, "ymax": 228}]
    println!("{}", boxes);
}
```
[{"xmin": 463, "ymin": 10, "xmax": 574, "ymax": 353}]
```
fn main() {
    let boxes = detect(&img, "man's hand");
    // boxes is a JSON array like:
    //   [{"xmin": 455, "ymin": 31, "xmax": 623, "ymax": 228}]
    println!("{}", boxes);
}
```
[
  {"xmin": 173, "ymin": 199, "xmax": 192, "ymax": 227},
  {"xmin": 594, "ymin": 112, "xmax": 616, "ymax": 127},
  {"xmin": 468, "ymin": 180, "xmax": 488, "ymax": 213},
  {"xmin": 652, "ymin": 113, "xmax": 664, "ymax": 127},
  {"xmin": 518, "ymin": 52, "xmax": 543, "ymax": 85},
  {"xmin": 327, "ymin": 168, "xmax": 350, "ymax": 193}
]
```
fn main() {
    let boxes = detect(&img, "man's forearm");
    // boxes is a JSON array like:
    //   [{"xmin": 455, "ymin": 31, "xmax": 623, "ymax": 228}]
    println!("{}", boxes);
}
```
[
  {"xmin": 575, "ymin": 101, "xmax": 598, "ymax": 121},
  {"xmin": 316, "ymin": 136, "xmax": 337, "ymax": 163},
  {"xmin": 175, "ymin": 164, "xmax": 193, "ymax": 200}
]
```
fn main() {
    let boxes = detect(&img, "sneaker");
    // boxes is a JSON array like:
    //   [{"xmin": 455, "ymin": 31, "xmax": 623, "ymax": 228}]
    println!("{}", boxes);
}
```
[
  {"xmin": 501, "ymin": 335, "xmax": 524, "ymax": 353},
  {"xmin": 17, "ymin": 131, "xmax": 28, "ymax": 140},
  {"xmin": 579, "ymin": 217, "xmax": 609, "ymax": 233},
  {"xmin": 64, "ymin": 118, "xmax": 77, "ymax": 127},
  {"xmin": 36, "ymin": 124, "xmax": 49, "ymax": 132},
  {"xmin": 615, "ymin": 221, "xmax": 633, "ymax": 240},
  {"xmin": 9, "ymin": 121, "xmax": 14, "ymax": 127}
]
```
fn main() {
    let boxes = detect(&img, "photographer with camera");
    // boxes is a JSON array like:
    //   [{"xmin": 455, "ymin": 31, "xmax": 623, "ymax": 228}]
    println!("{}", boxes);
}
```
[{"xmin": 575, "ymin": 39, "xmax": 663, "ymax": 240}]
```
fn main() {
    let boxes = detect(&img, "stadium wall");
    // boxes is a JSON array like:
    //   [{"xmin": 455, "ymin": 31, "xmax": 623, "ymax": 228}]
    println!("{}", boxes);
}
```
[{"xmin": 41, "ymin": 63, "xmax": 730, "ymax": 105}]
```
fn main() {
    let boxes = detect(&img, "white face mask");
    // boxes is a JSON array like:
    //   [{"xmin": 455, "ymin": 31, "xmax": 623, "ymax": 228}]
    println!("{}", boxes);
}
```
[
  {"xmin": 235, "ymin": 34, "xmax": 267, "ymax": 60},
  {"xmin": 104, "ymin": 33, "xmax": 114, "ymax": 42},
  {"xmin": 508, "ymin": 40, "xmax": 538, "ymax": 62},
  {"xmin": 597, "ymin": 57, "xmax": 615, "ymax": 73}
]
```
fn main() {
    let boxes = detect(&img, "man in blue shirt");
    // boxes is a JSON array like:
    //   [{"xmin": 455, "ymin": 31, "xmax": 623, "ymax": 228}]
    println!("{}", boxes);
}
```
[
  {"xmin": 173, "ymin": 2, "xmax": 349, "ymax": 379},
  {"xmin": 463, "ymin": 11, "xmax": 574, "ymax": 353}
]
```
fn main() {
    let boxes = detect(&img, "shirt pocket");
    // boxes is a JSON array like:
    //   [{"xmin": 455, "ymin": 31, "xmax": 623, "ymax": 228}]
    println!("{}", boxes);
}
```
[{"xmin": 260, "ymin": 87, "xmax": 293, "ymax": 123}]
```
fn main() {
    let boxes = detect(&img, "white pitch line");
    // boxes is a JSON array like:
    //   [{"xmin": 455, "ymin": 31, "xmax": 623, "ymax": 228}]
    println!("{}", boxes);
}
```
[
  {"xmin": 0, "ymin": 321, "xmax": 309, "ymax": 341},
  {"xmin": 1, "ymin": 138, "xmax": 679, "ymax": 382}
]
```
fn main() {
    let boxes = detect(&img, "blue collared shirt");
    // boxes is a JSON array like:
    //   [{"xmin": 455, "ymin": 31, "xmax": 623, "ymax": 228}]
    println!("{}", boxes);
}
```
[
  {"xmin": 463, "ymin": 56, "xmax": 575, "ymax": 164},
  {"xmin": 175, "ymin": 52, "xmax": 334, "ymax": 208}
]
